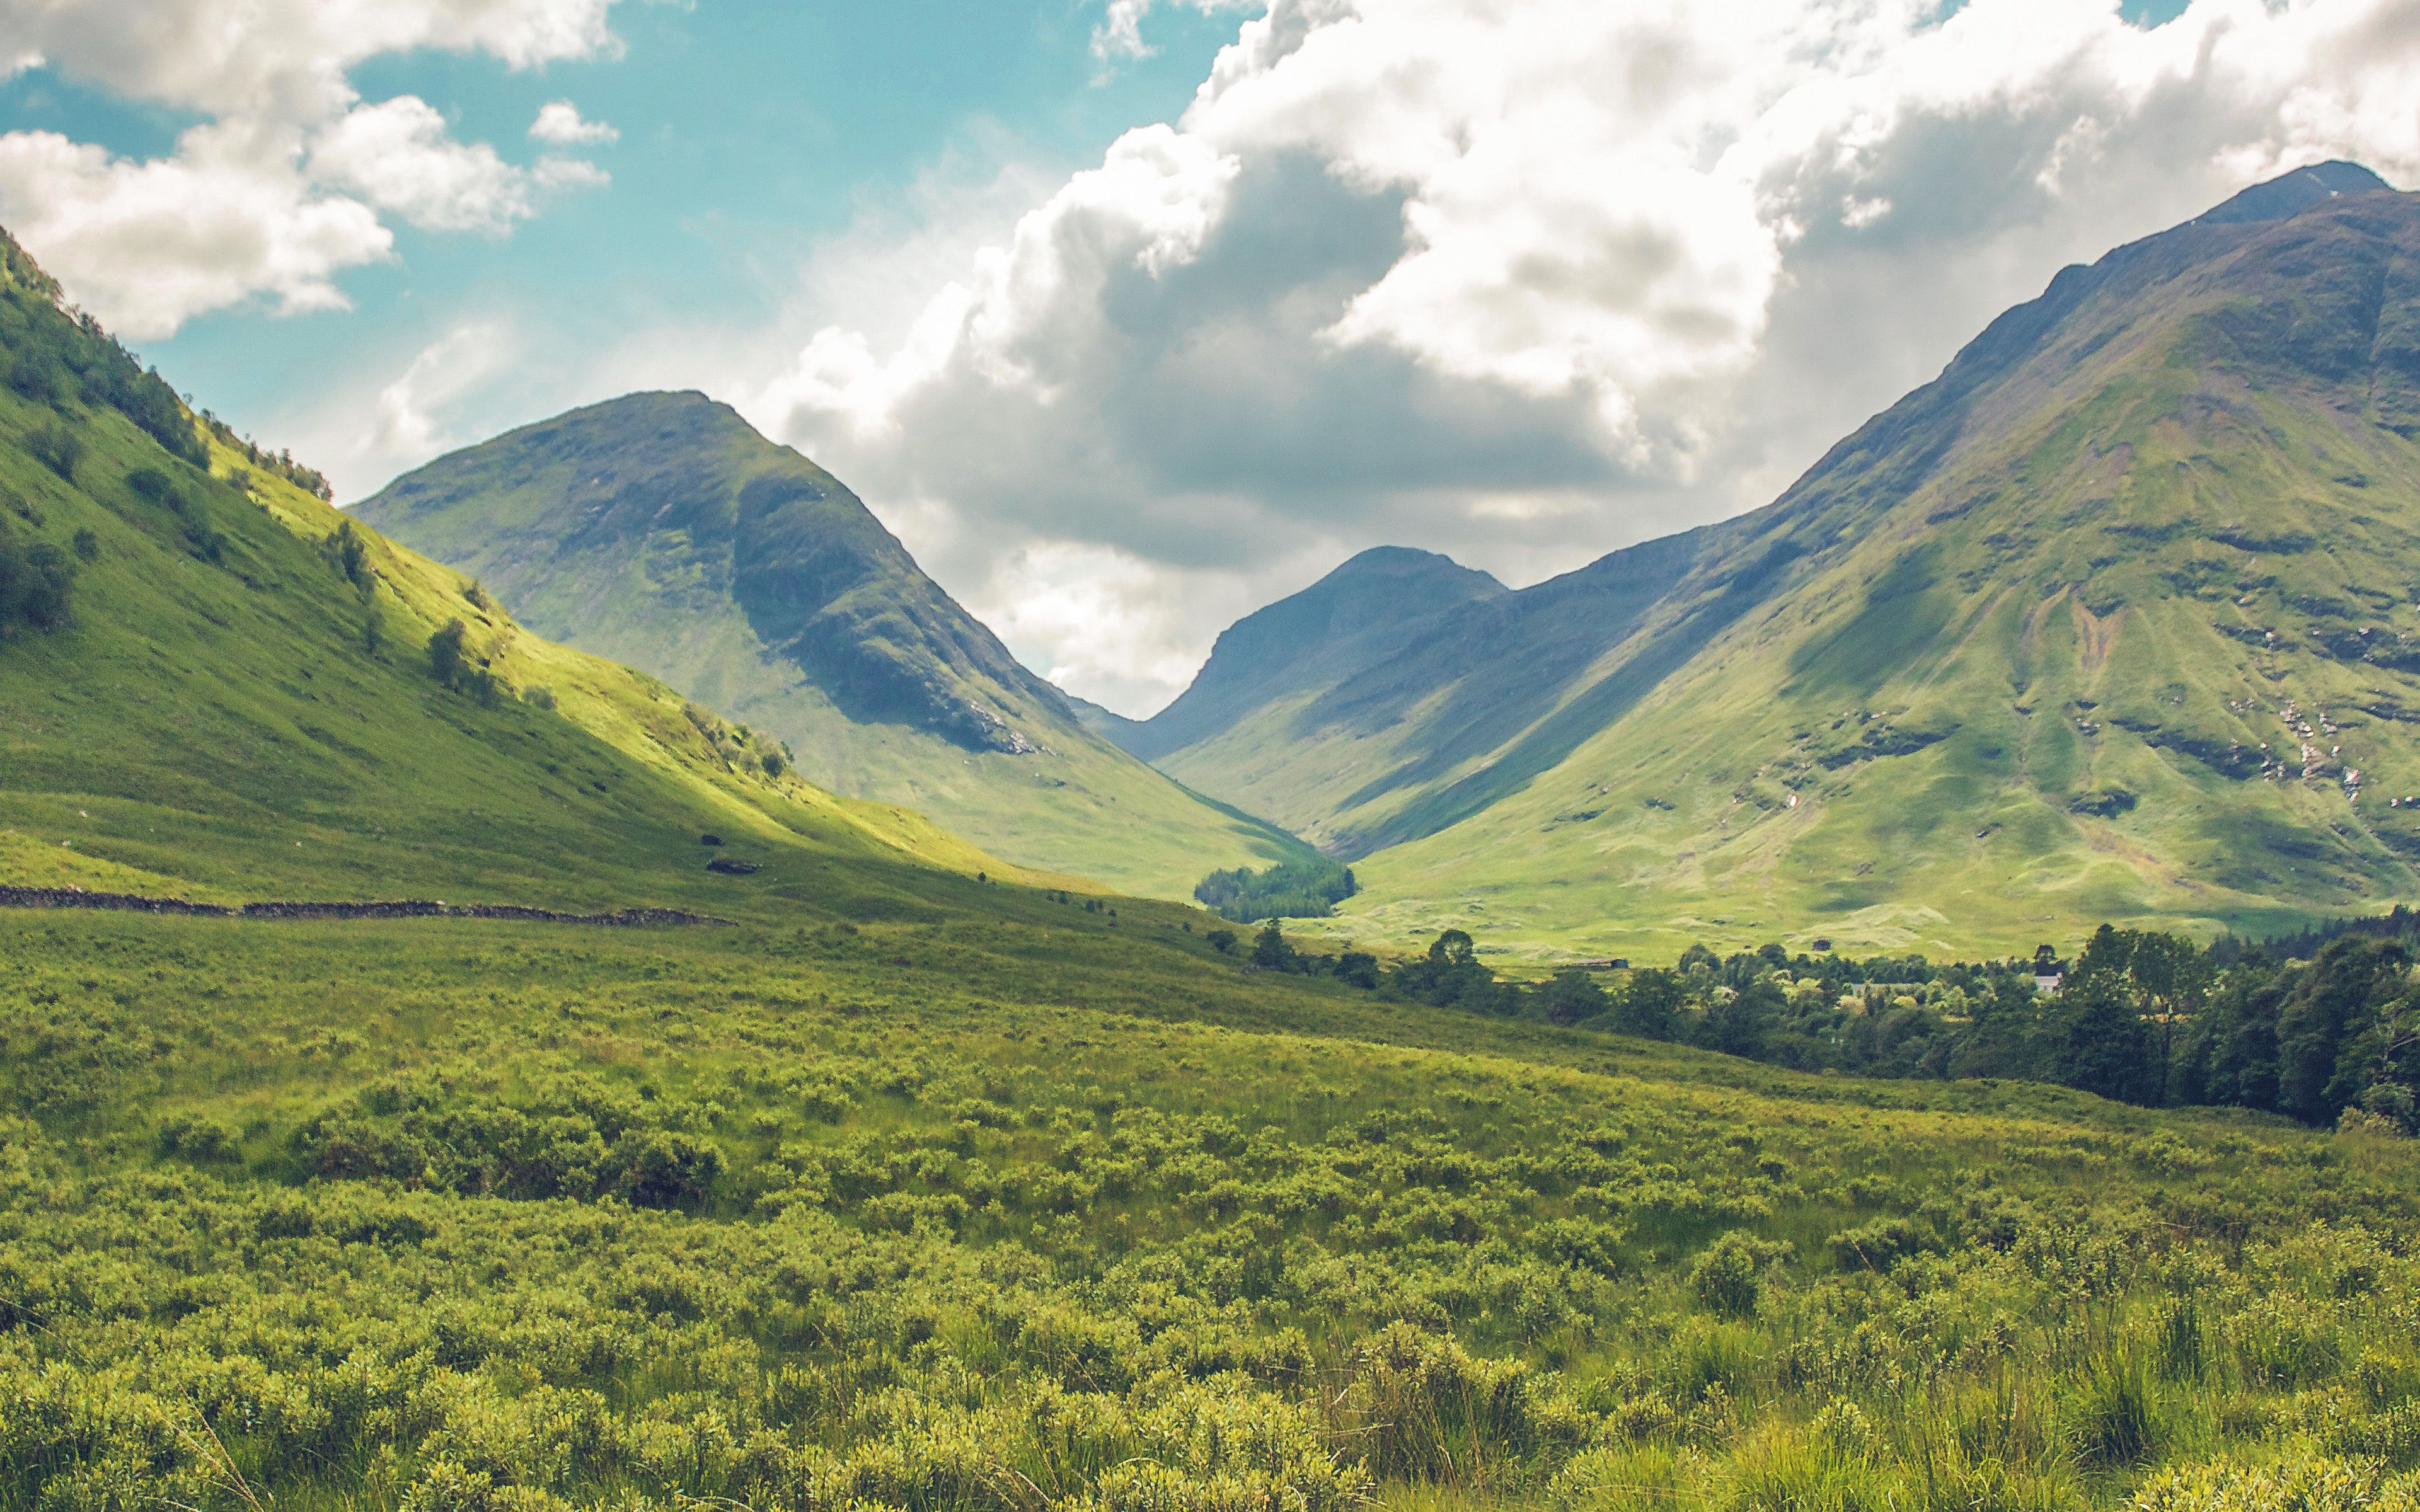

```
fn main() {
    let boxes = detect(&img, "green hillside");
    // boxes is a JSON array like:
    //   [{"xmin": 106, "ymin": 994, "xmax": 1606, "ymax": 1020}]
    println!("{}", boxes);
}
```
[
  {"xmin": 8, "ymin": 210, "xmax": 2420, "ymax": 1512},
  {"xmin": 0, "ymin": 238, "xmax": 1054, "ymax": 912},
  {"xmin": 1148, "ymin": 164, "xmax": 2420, "ymax": 959},
  {"xmin": 354, "ymin": 393, "xmax": 1313, "ymax": 899},
  {"xmin": 1108, "ymin": 546, "xmax": 1506, "ymax": 765}
]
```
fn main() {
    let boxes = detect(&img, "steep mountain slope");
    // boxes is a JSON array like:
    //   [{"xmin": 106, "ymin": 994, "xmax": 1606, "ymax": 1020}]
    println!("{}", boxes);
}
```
[
  {"xmin": 1107, "ymin": 546, "xmax": 1505, "ymax": 764},
  {"xmin": 0, "ymin": 232, "xmax": 1048, "ymax": 912},
  {"xmin": 1160, "ymin": 164, "xmax": 2420, "ymax": 956},
  {"xmin": 355, "ymin": 394, "xmax": 1310, "ymax": 898}
]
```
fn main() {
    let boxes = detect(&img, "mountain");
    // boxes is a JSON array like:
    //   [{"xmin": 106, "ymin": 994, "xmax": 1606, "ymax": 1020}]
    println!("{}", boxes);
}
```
[
  {"xmin": 1146, "ymin": 163, "xmax": 2420, "ymax": 956},
  {"xmin": 1105, "ymin": 546, "xmax": 1506, "ymax": 765},
  {"xmin": 0, "ymin": 231, "xmax": 1046, "ymax": 912},
  {"xmin": 354, "ymin": 393, "xmax": 1311, "ymax": 898}
]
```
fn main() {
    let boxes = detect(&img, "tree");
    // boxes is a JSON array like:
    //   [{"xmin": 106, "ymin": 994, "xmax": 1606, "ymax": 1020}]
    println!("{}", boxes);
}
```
[
  {"xmin": 1251, "ymin": 920, "xmax": 1296, "ymax": 972},
  {"xmin": 1537, "ymin": 969, "xmax": 1608, "ymax": 1026},
  {"xmin": 1701, "ymin": 977, "xmax": 1782, "ymax": 1058},
  {"xmin": 26, "ymin": 423, "xmax": 80, "ymax": 481},
  {"xmin": 1335, "ymin": 951, "xmax": 1380, "ymax": 990},
  {"xmin": 2279, "ymin": 939, "xmax": 2408, "ymax": 1126},
  {"xmin": 1206, "ymin": 929, "xmax": 1238, "ymax": 955},
  {"xmin": 1616, "ymin": 968, "xmax": 1686, "ymax": 1040},
  {"xmin": 429, "ymin": 618, "xmax": 470, "ymax": 689},
  {"xmin": 70, "ymin": 527, "xmax": 97, "ymax": 563},
  {"xmin": 2060, "ymin": 971, "xmax": 2156, "ymax": 1104},
  {"xmin": 0, "ymin": 522, "xmax": 77, "ymax": 632}
]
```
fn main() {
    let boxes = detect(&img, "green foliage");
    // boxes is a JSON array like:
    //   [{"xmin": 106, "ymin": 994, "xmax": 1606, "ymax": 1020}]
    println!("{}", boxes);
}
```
[
  {"xmin": 4, "ymin": 912, "xmax": 2419, "ymax": 1512},
  {"xmin": 429, "ymin": 615, "xmax": 468, "ymax": 685},
  {"xmin": 25, "ymin": 420, "xmax": 80, "ymax": 479},
  {"xmin": 1194, "ymin": 855, "xmax": 1358, "ymax": 921},
  {"xmin": 0, "ymin": 514, "xmax": 74, "ymax": 633},
  {"xmin": 1688, "ymin": 1230, "xmax": 1792, "ymax": 1316}
]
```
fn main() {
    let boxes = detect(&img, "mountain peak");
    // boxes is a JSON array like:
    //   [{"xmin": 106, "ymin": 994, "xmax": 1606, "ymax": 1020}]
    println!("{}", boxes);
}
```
[
  {"xmin": 2194, "ymin": 160, "xmax": 2392, "ymax": 227},
  {"xmin": 1106, "ymin": 546, "xmax": 1504, "ymax": 762}
]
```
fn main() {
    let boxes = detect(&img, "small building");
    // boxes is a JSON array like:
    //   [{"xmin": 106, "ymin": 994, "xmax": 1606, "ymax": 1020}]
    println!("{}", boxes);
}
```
[
  {"xmin": 1570, "ymin": 957, "xmax": 1630, "ymax": 971},
  {"xmin": 2034, "ymin": 970, "xmax": 2064, "ymax": 995}
]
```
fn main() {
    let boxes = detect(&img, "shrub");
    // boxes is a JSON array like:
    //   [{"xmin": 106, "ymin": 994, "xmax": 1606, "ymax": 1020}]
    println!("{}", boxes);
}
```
[
  {"xmin": 70, "ymin": 527, "xmax": 96, "ymax": 562},
  {"xmin": 0, "ymin": 522, "xmax": 76, "ymax": 632},
  {"xmin": 429, "ymin": 618, "xmax": 469, "ymax": 688},
  {"xmin": 1690, "ymin": 1230, "xmax": 1794, "ymax": 1317},
  {"xmin": 26, "ymin": 422, "xmax": 81, "ymax": 480}
]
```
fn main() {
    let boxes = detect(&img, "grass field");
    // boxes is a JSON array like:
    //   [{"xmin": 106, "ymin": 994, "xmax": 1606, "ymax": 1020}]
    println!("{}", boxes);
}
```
[{"xmin": 6, "ymin": 907, "xmax": 2420, "ymax": 1511}]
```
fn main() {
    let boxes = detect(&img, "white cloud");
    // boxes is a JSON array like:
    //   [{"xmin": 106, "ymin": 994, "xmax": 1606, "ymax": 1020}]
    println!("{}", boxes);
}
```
[
  {"xmin": 311, "ymin": 97, "xmax": 533, "ymax": 234},
  {"xmin": 360, "ymin": 323, "xmax": 514, "ymax": 466},
  {"xmin": 531, "ymin": 100, "xmax": 619, "ymax": 146},
  {"xmin": 752, "ymin": 0, "xmax": 2420, "ymax": 715},
  {"xmin": 0, "ymin": 0, "xmax": 623, "ymax": 335},
  {"xmin": 0, "ymin": 125, "xmax": 389, "ymax": 339}
]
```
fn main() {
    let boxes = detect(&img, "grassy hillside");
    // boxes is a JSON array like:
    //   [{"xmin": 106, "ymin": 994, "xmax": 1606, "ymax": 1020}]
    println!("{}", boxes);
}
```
[
  {"xmin": 1111, "ymin": 546, "xmax": 1506, "ymax": 765},
  {"xmin": 9, "ymin": 904, "xmax": 2419, "ymax": 1512},
  {"xmin": 1155, "ymin": 167, "xmax": 2420, "ymax": 959},
  {"xmin": 0, "ymin": 247, "xmax": 1052, "ymax": 912},
  {"xmin": 354, "ymin": 392, "xmax": 1314, "ymax": 899}
]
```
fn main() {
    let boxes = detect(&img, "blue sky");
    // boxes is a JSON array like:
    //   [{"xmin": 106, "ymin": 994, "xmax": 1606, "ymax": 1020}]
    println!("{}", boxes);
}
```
[
  {"xmin": 0, "ymin": 0, "xmax": 2395, "ymax": 713},
  {"xmin": 0, "ymin": 3, "xmax": 1245, "ymax": 462}
]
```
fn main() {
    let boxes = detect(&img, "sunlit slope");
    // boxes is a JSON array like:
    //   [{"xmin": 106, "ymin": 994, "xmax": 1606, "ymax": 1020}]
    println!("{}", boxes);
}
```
[
  {"xmin": 1329, "ymin": 173, "xmax": 2420, "ymax": 958},
  {"xmin": 356, "ymin": 392, "xmax": 1312, "ymax": 898},
  {"xmin": 0, "ymin": 244, "xmax": 1049, "ymax": 910}
]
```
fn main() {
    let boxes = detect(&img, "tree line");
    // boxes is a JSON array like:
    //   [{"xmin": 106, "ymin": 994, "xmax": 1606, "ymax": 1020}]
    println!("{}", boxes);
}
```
[
  {"xmin": 1253, "ymin": 919, "xmax": 2419, "ymax": 1134},
  {"xmin": 1193, "ymin": 856, "xmax": 1358, "ymax": 921}
]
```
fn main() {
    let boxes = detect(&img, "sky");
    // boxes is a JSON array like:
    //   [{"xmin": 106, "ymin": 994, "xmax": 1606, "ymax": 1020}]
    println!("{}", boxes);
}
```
[{"xmin": 4, "ymin": 0, "xmax": 2419, "ymax": 716}]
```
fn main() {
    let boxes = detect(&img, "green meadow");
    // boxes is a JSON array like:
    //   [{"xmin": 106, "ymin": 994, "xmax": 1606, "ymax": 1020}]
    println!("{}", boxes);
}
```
[{"xmin": 8, "ymin": 907, "xmax": 2420, "ymax": 1512}]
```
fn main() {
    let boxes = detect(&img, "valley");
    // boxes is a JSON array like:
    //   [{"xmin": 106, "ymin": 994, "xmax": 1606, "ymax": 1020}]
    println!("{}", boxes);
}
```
[{"xmin": 4, "ymin": 147, "xmax": 2420, "ymax": 1512}]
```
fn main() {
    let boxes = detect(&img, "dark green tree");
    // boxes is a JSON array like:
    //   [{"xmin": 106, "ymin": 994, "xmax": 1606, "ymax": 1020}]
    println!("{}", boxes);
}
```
[
  {"xmin": 1700, "ymin": 977, "xmax": 1782, "ymax": 1058},
  {"xmin": 2279, "ymin": 938, "xmax": 2409, "ymax": 1126},
  {"xmin": 1251, "ymin": 920, "xmax": 1296, "ymax": 972},
  {"xmin": 1335, "ymin": 951, "xmax": 1380, "ymax": 990},
  {"xmin": 1537, "ymin": 969, "xmax": 1608, "ymax": 1026},
  {"xmin": 1616, "ymin": 967, "xmax": 1687, "ymax": 1040},
  {"xmin": 2060, "ymin": 971, "xmax": 2156, "ymax": 1104},
  {"xmin": 429, "ymin": 618, "xmax": 470, "ymax": 689}
]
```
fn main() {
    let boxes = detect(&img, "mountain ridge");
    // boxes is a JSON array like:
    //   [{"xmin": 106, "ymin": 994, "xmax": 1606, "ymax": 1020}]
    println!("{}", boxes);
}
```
[
  {"xmin": 356, "ymin": 393, "xmax": 1315, "ymax": 898},
  {"xmin": 1139, "ymin": 163, "xmax": 2420, "ymax": 954}
]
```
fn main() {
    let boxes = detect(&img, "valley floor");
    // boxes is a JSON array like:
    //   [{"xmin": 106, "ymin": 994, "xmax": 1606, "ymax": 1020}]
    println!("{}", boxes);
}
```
[{"xmin": 6, "ymin": 908, "xmax": 2419, "ymax": 1511}]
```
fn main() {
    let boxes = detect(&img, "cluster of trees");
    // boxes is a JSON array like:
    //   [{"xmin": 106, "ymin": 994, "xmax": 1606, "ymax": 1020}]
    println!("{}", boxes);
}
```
[
  {"xmin": 323, "ymin": 520, "xmax": 386, "ymax": 654},
  {"xmin": 427, "ymin": 619, "xmax": 501, "ymax": 703},
  {"xmin": 1194, "ymin": 856, "xmax": 1359, "ymax": 922},
  {"xmin": 1366, "ymin": 921, "xmax": 2420, "ymax": 1133},
  {"xmin": 0, "ymin": 232, "xmax": 206, "ymax": 471},
  {"xmin": 1219, "ymin": 917, "xmax": 1383, "ymax": 987},
  {"xmin": 202, "ymin": 412, "xmax": 333, "ymax": 499},
  {"xmin": 125, "ymin": 466, "xmax": 226, "ymax": 563},
  {"xmin": 0, "ymin": 512, "xmax": 81, "ymax": 634}
]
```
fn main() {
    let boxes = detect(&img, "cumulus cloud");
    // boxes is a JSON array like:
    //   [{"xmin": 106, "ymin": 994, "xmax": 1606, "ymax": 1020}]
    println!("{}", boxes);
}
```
[
  {"xmin": 311, "ymin": 97, "xmax": 535, "ymax": 234},
  {"xmin": 531, "ymin": 100, "xmax": 619, "ymax": 146},
  {"xmin": 0, "ymin": 0, "xmax": 623, "ymax": 335},
  {"xmin": 361, "ymin": 323, "xmax": 515, "ymax": 465},
  {"xmin": 751, "ymin": 0, "xmax": 2420, "ymax": 714}
]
